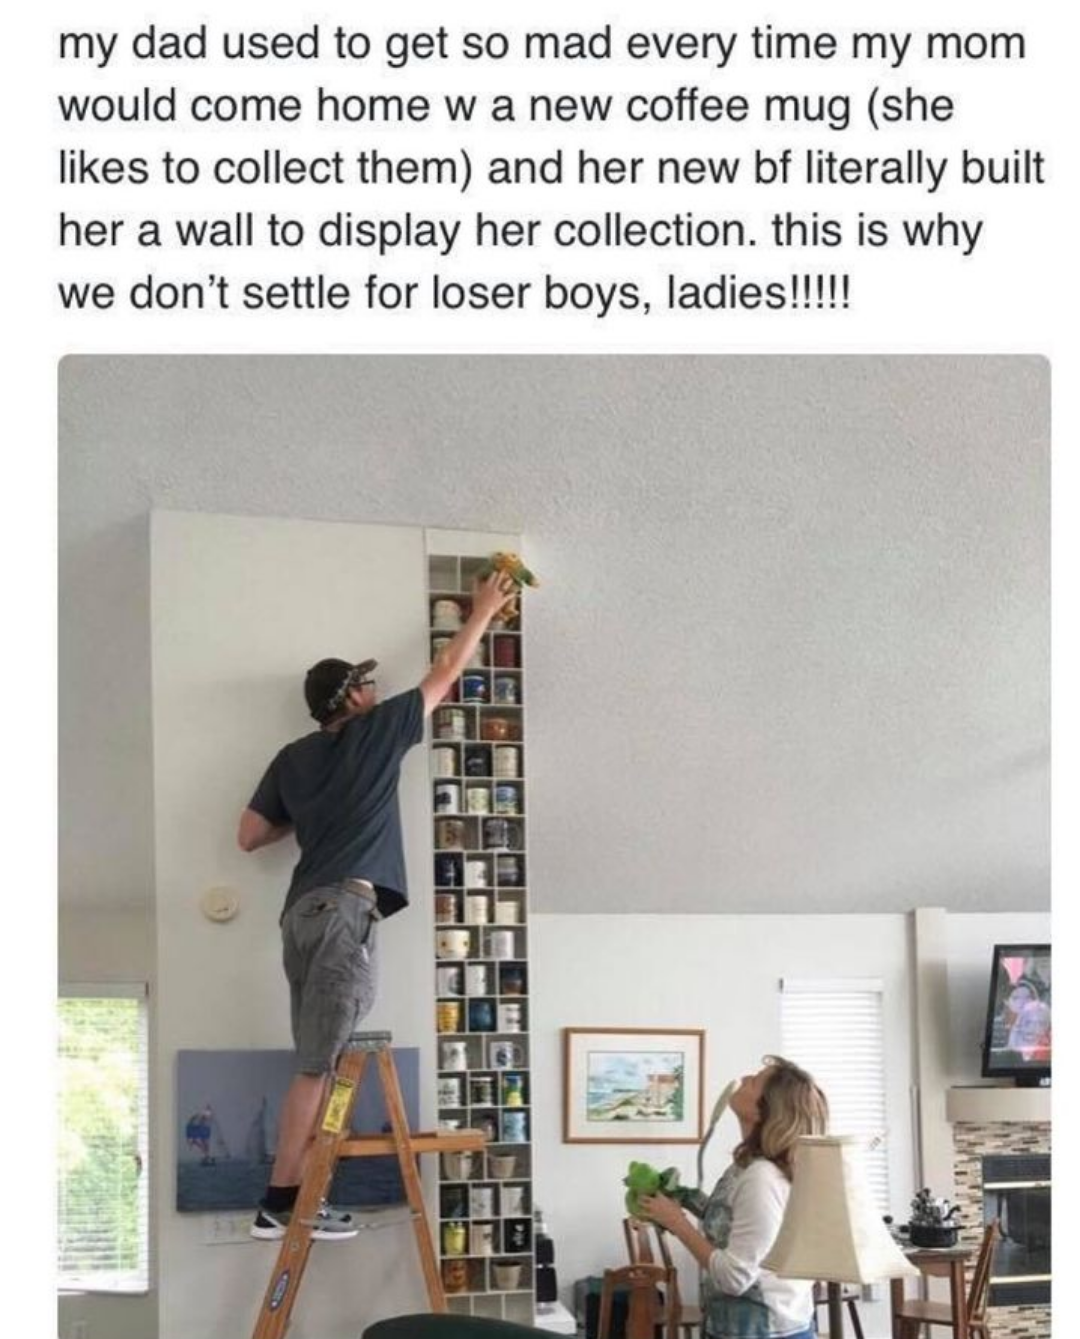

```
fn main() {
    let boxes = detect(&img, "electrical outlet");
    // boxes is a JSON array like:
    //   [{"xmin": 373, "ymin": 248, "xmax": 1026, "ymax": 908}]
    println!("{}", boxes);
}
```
[{"xmin": 204, "ymin": 1212, "xmax": 253, "ymax": 1244}]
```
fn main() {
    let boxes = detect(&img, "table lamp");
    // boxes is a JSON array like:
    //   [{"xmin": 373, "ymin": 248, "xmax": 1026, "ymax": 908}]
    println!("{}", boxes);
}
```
[{"xmin": 763, "ymin": 1135, "xmax": 918, "ymax": 1339}]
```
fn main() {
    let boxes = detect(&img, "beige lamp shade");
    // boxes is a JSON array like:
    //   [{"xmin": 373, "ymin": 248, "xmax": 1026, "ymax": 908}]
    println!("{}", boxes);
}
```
[{"xmin": 763, "ymin": 1136, "xmax": 918, "ymax": 1284}]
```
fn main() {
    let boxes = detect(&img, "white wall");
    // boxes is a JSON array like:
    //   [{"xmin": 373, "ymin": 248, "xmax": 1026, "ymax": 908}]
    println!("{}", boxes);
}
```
[
  {"xmin": 149, "ymin": 512, "xmax": 432, "ymax": 1339},
  {"xmin": 149, "ymin": 511, "xmax": 521, "ymax": 1339},
  {"xmin": 529, "ymin": 913, "xmax": 915, "ymax": 1339},
  {"xmin": 59, "ymin": 907, "xmax": 153, "ymax": 983}
]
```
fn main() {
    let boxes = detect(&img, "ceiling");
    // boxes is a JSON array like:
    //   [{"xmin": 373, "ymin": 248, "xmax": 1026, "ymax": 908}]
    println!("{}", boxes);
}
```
[{"xmin": 59, "ymin": 355, "xmax": 1049, "ymax": 914}]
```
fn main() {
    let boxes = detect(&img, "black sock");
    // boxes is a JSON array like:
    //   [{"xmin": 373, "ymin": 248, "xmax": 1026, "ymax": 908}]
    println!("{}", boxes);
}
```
[{"xmin": 261, "ymin": 1184, "xmax": 299, "ymax": 1214}]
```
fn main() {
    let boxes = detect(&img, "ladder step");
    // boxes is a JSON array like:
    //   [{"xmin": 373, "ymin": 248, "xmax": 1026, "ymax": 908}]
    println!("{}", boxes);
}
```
[
  {"xmin": 344, "ymin": 1030, "xmax": 393, "ymax": 1051},
  {"xmin": 340, "ymin": 1129, "xmax": 486, "ymax": 1157}
]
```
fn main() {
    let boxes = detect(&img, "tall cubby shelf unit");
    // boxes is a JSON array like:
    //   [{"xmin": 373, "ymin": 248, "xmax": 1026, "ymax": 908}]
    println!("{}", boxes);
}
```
[{"xmin": 427, "ymin": 554, "xmax": 534, "ymax": 1326}]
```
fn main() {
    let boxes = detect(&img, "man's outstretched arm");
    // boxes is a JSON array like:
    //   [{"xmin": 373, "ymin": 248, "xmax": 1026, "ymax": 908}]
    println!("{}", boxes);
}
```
[{"xmin": 419, "ymin": 570, "xmax": 516, "ymax": 717}]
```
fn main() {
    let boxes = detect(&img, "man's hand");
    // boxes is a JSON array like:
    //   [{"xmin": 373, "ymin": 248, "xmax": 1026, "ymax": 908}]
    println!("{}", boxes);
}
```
[
  {"xmin": 420, "ymin": 570, "xmax": 519, "ymax": 717},
  {"xmin": 470, "ymin": 570, "xmax": 516, "ymax": 622}
]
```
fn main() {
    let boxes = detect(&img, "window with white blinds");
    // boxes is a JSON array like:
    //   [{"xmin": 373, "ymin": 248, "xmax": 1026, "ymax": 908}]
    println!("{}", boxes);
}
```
[
  {"xmin": 780, "ymin": 977, "xmax": 890, "ymax": 1213},
  {"xmin": 58, "ymin": 984, "xmax": 149, "ymax": 1293}
]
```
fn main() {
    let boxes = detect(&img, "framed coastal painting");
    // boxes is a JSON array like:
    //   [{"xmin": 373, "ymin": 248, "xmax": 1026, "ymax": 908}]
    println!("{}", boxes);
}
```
[{"xmin": 562, "ymin": 1027, "xmax": 704, "ymax": 1143}]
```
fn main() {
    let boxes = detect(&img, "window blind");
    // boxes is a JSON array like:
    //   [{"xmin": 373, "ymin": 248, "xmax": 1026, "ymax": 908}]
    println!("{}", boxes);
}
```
[
  {"xmin": 779, "ymin": 977, "xmax": 890, "ymax": 1213},
  {"xmin": 58, "ymin": 985, "xmax": 149, "ymax": 1293}
]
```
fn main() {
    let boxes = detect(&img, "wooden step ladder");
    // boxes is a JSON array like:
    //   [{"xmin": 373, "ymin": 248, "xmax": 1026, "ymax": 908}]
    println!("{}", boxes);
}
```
[{"xmin": 251, "ymin": 1031, "xmax": 485, "ymax": 1339}]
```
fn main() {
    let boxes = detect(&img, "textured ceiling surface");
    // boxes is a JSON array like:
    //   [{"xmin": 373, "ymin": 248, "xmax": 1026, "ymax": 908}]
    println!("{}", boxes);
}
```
[{"xmin": 59, "ymin": 356, "xmax": 1049, "ymax": 914}]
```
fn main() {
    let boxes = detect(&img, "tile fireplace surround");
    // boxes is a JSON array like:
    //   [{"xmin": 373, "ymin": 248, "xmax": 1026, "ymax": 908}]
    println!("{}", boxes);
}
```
[{"xmin": 948, "ymin": 1089, "xmax": 1050, "ymax": 1339}]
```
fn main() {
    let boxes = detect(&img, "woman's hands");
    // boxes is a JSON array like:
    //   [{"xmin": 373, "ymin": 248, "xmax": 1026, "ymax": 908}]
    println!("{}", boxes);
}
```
[
  {"xmin": 638, "ymin": 1192, "xmax": 716, "ymax": 1273},
  {"xmin": 637, "ymin": 1192, "xmax": 687, "ymax": 1233}
]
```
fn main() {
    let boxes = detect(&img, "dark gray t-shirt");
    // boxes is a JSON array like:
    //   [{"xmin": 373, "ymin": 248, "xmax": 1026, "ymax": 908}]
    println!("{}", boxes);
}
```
[{"xmin": 248, "ymin": 688, "xmax": 425, "ymax": 920}]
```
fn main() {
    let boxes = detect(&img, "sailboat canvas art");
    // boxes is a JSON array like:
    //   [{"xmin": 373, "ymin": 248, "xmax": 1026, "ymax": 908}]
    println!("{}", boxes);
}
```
[{"xmin": 175, "ymin": 1048, "xmax": 420, "ymax": 1211}]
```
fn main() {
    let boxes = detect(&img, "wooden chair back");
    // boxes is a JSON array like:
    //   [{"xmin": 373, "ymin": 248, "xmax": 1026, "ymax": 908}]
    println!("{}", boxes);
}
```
[
  {"xmin": 598, "ymin": 1262, "xmax": 672, "ymax": 1339},
  {"xmin": 624, "ymin": 1216, "xmax": 657, "ymax": 1266},
  {"xmin": 967, "ymin": 1220, "xmax": 1001, "ymax": 1322},
  {"xmin": 622, "ymin": 1218, "xmax": 696, "ymax": 1338}
]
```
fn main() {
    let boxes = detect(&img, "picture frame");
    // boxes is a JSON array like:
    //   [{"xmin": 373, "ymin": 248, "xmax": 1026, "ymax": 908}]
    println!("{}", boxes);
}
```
[
  {"xmin": 562, "ymin": 1027, "xmax": 705, "ymax": 1144},
  {"xmin": 174, "ymin": 1048, "xmax": 419, "ymax": 1210}
]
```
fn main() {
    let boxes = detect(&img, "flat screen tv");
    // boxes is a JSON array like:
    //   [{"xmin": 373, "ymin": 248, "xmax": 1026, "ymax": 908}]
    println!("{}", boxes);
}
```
[{"xmin": 981, "ymin": 943, "xmax": 1051, "ymax": 1086}]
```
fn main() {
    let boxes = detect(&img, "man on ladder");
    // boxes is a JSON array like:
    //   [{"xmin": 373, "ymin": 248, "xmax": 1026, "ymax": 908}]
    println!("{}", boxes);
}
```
[{"xmin": 237, "ymin": 570, "xmax": 514, "ymax": 1241}]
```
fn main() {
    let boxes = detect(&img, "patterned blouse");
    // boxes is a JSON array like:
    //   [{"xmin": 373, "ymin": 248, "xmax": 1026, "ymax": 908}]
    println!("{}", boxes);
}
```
[{"xmin": 682, "ymin": 1159, "xmax": 814, "ymax": 1338}]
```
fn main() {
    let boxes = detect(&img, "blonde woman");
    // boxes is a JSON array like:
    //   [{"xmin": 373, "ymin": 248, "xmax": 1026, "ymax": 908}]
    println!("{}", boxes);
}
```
[{"xmin": 641, "ymin": 1056, "xmax": 828, "ymax": 1339}]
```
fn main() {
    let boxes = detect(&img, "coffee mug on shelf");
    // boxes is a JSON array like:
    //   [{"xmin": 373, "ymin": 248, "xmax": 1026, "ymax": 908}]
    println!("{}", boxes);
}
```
[
  {"xmin": 466, "ymin": 785, "xmax": 491, "ymax": 814},
  {"xmin": 501, "ymin": 1185, "xmax": 526, "ymax": 1217},
  {"xmin": 487, "ymin": 1153, "xmax": 517, "ymax": 1180},
  {"xmin": 492, "ymin": 675, "xmax": 520, "ymax": 705},
  {"xmin": 437, "ymin": 1075, "xmax": 464, "ymax": 1107},
  {"xmin": 439, "ymin": 1039, "xmax": 469, "ymax": 1071},
  {"xmin": 502, "ymin": 1110, "xmax": 528, "ymax": 1142},
  {"xmin": 468, "ymin": 998, "xmax": 496, "ymax": 1032},
  {"xmin": 464, "ymin": 745, "xmax": 491, "ymax": 777},
  {"xmin": 464, "ymin": 859, "xmax": 489, "ymax": 888},
  {"xmin": 469, "ymin": 1075, "xmax": 495, "ymax": 1106},
  {"xmin": 435, "ymin": 819, "xmax": 465, "ymax": 849},
  {"xmin": 492, "ymin": 746, "xmax": 520, "ymax": 779},
  {"xmin": 487, "ymin": 928, "xmax": 515, "ymax": 960},
  {"xmin": 442, "ymin": 1258, "xmax": 469, "ymax": 1294},
  {"xmin": 432, "ymin": 747, "xmax": 458, "ymax": 777},
  {"xmin": 488, "ymin": 1039, "xmax": 526, "ymax": 1069},
  {"xmin": 464, "ymin": 892, "xmax": 490, "ymax": 925},
  {"xmin": 434, "ymin": 854, "xmax": 461, "ymax": 886},
  {"xmin": 442, "ymin": 1187, "xmax": 468, "ymax": 1219},
  {"xmin": 462, "ymin": 674, "xmax": 488, "ymax": 703},
  {"xmin": 435, "ymin": 964, "xmax": 463, "ymax": 996},
  {"xmin": 441, "ymin": 1150, "xmax": 476, "ymax": 1181},
  {"xmin": 498, "ymin": 964, "xmax": 525, "ymax": 995},
  {"xmin": 436, "ymin": 929, "xmax": 471, "ymax": 959},
  {"xmin": 434, "ymin": 893, "xmax": 458, "ymax": 925},
  {"xmin": 469, "ymin": 1186, "xmax": 496, "ymax": 1219},
  {"xmin": 465, "ymin": 963, "xmax": 490, "ymax": 997},
  {"xmin": 492, "ymin": 1260, "xmax": 523, "ymax": 1290},
  {"xmin": 494, "ymin": 783, "xmax": 521, "ymax": 814},
  {"xmin": 435, "ymin": 707, "xmax": 466, "ymax": 741},
  {"xmin": 432, "ymin": 599, "xmax": 464, "ymax": 630}
]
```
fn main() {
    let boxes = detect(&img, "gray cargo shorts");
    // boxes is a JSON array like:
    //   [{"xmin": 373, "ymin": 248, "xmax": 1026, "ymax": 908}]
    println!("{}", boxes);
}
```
[{"xmin": 282, "ymin": 882, "xmax": 379, "ymax": 1075}]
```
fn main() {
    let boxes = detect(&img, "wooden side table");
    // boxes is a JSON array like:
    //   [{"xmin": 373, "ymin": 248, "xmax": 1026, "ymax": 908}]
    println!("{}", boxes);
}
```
[{"xmin": 890, "ymin": 1245, "xmax": 973, "ymax": 1339}]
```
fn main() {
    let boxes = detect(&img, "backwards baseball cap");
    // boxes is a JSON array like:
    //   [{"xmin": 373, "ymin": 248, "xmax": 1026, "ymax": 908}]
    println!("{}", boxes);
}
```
[{"xmin": 304, "ymin": 657, "xmax": 378, "ymax": 723}]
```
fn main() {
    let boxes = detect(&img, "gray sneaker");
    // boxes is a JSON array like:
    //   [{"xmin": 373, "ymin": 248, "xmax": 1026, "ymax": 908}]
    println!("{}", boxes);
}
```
[{"xmin": 250, "ymin": 1200, "xmax": 359, "ymax": 1241}]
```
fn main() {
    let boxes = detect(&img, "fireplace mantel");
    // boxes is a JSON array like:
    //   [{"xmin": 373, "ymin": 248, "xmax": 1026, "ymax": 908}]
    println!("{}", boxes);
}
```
[{"xmin": 946, "ymin": 1086, "xmax": 1051, "ymax": 1124}]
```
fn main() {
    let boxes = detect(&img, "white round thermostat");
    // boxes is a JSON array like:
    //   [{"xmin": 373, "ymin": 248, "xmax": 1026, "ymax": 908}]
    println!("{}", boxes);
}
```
[{"xmin": 200, "ymin": 886, "xmax": 240, "ymax": 923}]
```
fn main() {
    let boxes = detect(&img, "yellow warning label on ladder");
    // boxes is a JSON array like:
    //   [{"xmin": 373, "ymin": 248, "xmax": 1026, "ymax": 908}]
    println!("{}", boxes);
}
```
[{"xmin": 321, "ymin": 1078, "xmax": 355, "ymax": 1134}]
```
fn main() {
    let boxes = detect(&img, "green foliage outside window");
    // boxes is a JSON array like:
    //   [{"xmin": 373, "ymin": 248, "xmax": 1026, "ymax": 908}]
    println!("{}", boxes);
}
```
[{"xmin": 58, "ymin": 996, "xmax": 146, "ymax": 1285}]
